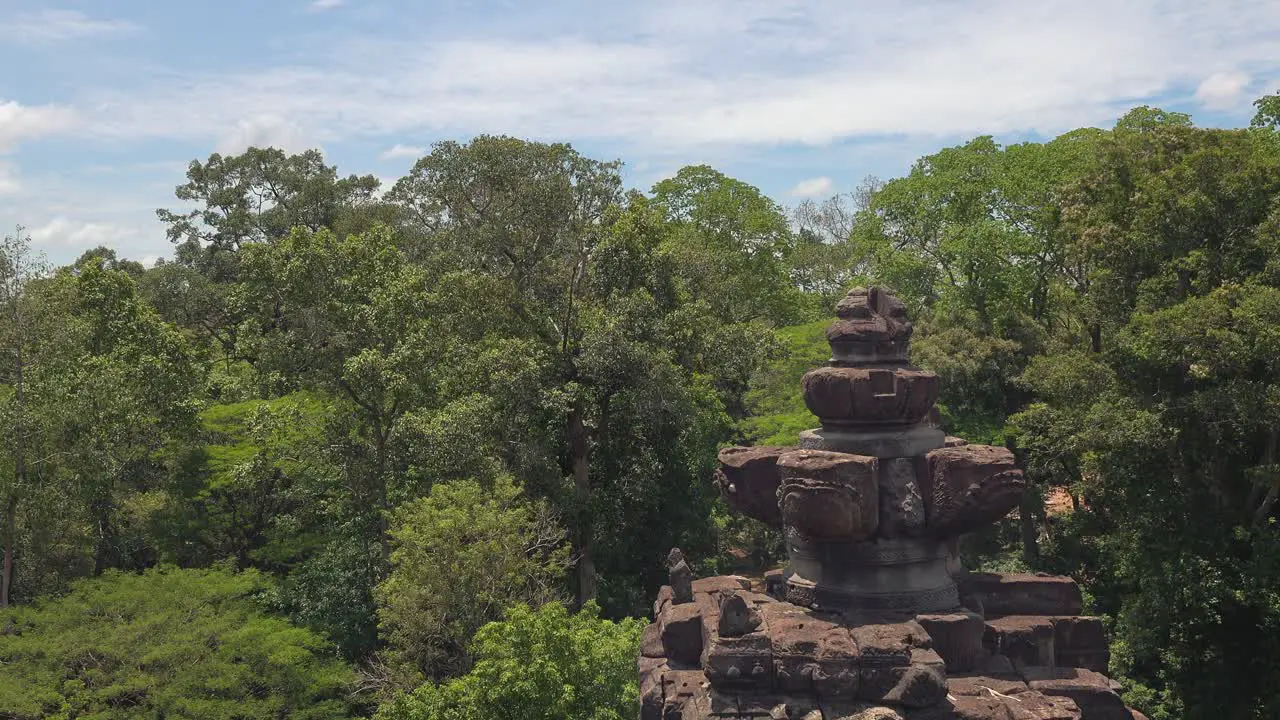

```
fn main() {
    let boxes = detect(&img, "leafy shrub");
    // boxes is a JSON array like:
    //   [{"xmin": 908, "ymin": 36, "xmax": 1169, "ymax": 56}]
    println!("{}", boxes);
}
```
[
  {"xmin": 375, "ymin": 601, "xmax": 643, "ymax": 720},
  {"xmin": 375, "ymin": 474, "xmax": 571, "ymax": 684},
  {"xmin": 0, "ymin": 566, "xmax": 358, "ymax": 719}
]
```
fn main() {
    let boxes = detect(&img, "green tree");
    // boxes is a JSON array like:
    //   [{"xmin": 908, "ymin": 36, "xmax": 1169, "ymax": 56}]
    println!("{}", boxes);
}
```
[
  {"xmin": 52, "ymin": 260, "xmax": 201, "ymax": 575},
  {"xmin": 0, "ymin": 565, "xmax": 359, "ymax": 719},
  {"xmin": 652, "ymin": 164, "xmax": 804, "ymax": 326},
  {"xmin": 154, "ymin": 147, "xmax": 384, "ymax": 359},
  {"xmin": 790, "ymin": 177, "xmax": 881, "ymax": 310},
  {"xmin": 387, "ymin": 139, "xmax": 760, "ymax": 614},
  {"xmin": 375, "ymin": 601, "xmax": 642, "ymax": 720},
  {"xmin": 0, "ymin": 227, "xmax": 51, "ymax": 606},
  {"xmin": 375, "ymin": 474, "xmax": 570, "ymax": 684},
  {"xmin": 0, "ymin": 242, "xmax": 202, "ymax": 604},
  {"xmin": 1010, "ymin": 107, "xmax": 1280, "ymax": 718},
  {"xmin": 1252, "ymin": 91, "xmax": 1280, "ymax": 129}
]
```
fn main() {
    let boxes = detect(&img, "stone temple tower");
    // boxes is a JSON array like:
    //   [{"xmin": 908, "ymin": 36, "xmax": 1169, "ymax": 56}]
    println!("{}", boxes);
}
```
[{"xmin": 638, "ymin": 287, "xmax": 1141, "ymax": 720}]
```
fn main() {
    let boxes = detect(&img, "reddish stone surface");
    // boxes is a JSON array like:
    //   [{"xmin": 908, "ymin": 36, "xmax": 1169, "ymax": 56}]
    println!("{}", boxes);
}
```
[
  {"xmin": 715, "ymin": 446, "xmax": 788, "ymax": 527},
  {"xmin": 778, "ymin": 449, "xmax": 880, "ymax": 542},
  {"xmin": 985, "ymin": 616, "xmax": 1056, "ymax": 670},
  {"xmin": 961, "ymin": 573, "xmax": 1084, "ymax": 617},
  {"xmin": 660, "ymin": 601, "xmax": 706, "ymax": 665},
  {"xmin": 918, "ymin": 610, "xmax": 985, "ymax": 672},
  {"xmin": 643, "ymin": 571, "xmax": 1115, "ymax": 719},
  {"xmin": 637, "ymin": 656, "xmax": 666, "ymax": 720},
  {"xmin": 801, "ymin": 365, "xmax": 940, "ymax": 427},
  {"xmin": 851, "ymin": 621, "xmax": 931, "ymax": 667},
  {"xmin": 641, "ymin": 622, "xmax": 665, "ymax": 658},
  {"xmin": 827, "ymin": 286, "xmax": 914, "ymax": 346},
  {"xmin": 926, "ymin": 445, "xmax": 1025, "ymax": 537},
  {"xmin": 1006, "ymin": 691, "xmax": 1083, "ymax": 720},
  {"xmin": 947, "ymin": 674, "xmax": 1029, "ymax": 698},
  {"xmin": 1022, "ymin": 667, "xmax": 1132, "ymax": 720},
  {"xmin": 692, "ymin": 575, "xmax": 753, "ymax": 595},
  {"xmin": 1051, "ymin": 616, "xmax": 1110, "ymax": 674},
  {"xmin": 717, "ymin": 591, "xmax": 763, "ymax": 637}
]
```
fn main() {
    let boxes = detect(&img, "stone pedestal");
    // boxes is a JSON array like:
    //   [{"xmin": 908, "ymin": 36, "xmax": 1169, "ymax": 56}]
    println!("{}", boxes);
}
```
[{"xmin": 639, "ymin": 287, "xmax": 1131, "ymax": 720}]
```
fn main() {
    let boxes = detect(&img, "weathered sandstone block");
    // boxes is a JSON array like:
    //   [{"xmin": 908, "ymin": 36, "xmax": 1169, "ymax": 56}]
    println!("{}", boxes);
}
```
[
  {"xmin": 917, "ymin": 610, "xmax": 986, "ymax": 673},
  {"xmin": 960, "ymin": 574, "xmax": 1084, "ymax": 617},
  {"xmin": 984, "ymin": 616, "xmax": 1056, "ymax": 670},
  {"xmin": 802, "ymin": 366, "xmax": 940, "ymax": 427},
  {"xmin": 1022, "ymin": 667, "xmax": 1132, "ymax": 720},
  {"xmin": 778, "ymin": 449, "xmax": 880, "ymax": 542},
  {"xmin": 715, "ymin": 446, "xmax": 788, "ymax": 527},
  {"xmin": 926, "ymin": 445, "xmax": 1025, "ymax": 537}
]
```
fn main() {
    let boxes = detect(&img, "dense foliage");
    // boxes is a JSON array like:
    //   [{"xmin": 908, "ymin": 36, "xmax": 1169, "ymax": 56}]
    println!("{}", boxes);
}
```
[
  {"xmin": 0, "ymin": 566, "xmax": 357, "ymax": 719},
  {"xmin": 2, "ymin": 95, "xmax": 1280, "ymax": 717},
  {"xmin": 376, "ymin": 475, "xmax": 570, "ymax": 684},
  {"xmin": 374, "ymin": 602, "xmax": 642, "ymax": 720}
]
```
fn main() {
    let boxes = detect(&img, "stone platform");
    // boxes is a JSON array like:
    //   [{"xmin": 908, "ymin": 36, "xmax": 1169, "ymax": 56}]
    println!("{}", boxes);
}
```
[{"xmin": 639, "ymin": 572, "xmax": 1136, "ymax": 720}]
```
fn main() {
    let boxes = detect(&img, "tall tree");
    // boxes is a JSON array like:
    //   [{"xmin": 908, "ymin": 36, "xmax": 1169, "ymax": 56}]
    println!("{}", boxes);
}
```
[
  {"xmin": 790, "ymin": 176, "xmax": 882, "ymax": 308},
  {"xmin": 388, "ymin": 140, "xmax": 769, "ymax": 610},
  {"xmin": 651, "ymin": 165, "xmax": 804, "ymax": 327},
  {"xmin": 154, "ymin": 147, "xmax": 383, "ymax": 360},
  {"xmin": 51, "ymin": 260, "xmax": 200, "ymax": 574},
  {"xmin": 0, "ymin": 227, "xmax": 48, "ymax": 606},
  {"xmin": 388, "ymin": 136, "xmax": 623, "ymax": 604}
]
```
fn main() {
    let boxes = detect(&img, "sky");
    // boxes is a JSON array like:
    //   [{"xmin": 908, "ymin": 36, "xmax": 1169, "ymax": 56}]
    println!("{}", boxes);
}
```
[{"xmin": 1, "ymin": 0, "xmax": 1277, "ymax": 266}]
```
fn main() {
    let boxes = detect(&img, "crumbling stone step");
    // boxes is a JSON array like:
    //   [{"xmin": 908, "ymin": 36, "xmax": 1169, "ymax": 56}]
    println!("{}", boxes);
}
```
[
  {"xmin": 960, "ymin": 573, "xmax": 1084, "ymax": 616},
  {"xmin": 982, "ymin": 615, "xmax": 1109, "ymax": 673},
  {"xmin": 1020, "ymin": 666, "xmax": 1133, "ymax": 720}
]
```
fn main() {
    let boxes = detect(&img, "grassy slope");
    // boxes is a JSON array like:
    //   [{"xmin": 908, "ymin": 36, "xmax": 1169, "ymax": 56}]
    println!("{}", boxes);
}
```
[{"xmin": 738, "ymin": 320, "xmax": 828, "ymax": 446}]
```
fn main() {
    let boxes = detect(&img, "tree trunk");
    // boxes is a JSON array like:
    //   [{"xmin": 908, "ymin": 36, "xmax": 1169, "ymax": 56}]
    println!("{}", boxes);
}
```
[
  {"xmin": 4, "ymin": 341, "xmax": 25, "ymax": 606},
  {"xmin": 373, "ymin": 424, "xmax": 391, "ymax": 575},
  {"xmin": 1019, "ymin": 491, "xmax": 1041, "ymax": 569},
  {"xmin": 92, "ymin": 512, "xmax": 110, "ymax": 575},
  {"xmin": 1006, "ymin": 439, "xmax": 1040, "ymax": 568},
  {"xmin": 569, "ymin": 403, "xmax": 596, "ymax": 605},
  {"xmin": 1, "ymin": 494, "xmax": 15, "ymax": 608}
]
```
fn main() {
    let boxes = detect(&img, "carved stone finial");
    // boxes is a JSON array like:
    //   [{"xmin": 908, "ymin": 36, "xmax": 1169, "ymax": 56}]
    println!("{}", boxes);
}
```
[
  {"xmin": 826, "ymin": 286, "xmax": 914, "ymax": 365},
  {"xmin": 667, "ymin": 547, "xmax": 693, "ymax": 604}
]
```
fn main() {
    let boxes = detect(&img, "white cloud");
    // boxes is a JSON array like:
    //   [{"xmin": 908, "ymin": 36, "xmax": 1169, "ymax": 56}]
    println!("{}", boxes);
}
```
[
  {"xmin": 788, "ymin": 176, "xmax": 834, "ymax": 197},
  {"xmin": 0, "ymin": 163, "xmax": 19, "ymax": 196},
  {"xmin": 215, "ymin": 114, "xmax": 312, "ymax": 155},
  {"xmin": 380, "ymin": 144, "xmax": 425, "ymax": 160},
  {"xmin": 0, "ymin": 101, "xmax": 78, "ymax": 151},
  {"xmin": 1195, "ymin": 71, "xmax": 1251, "ymax": 110},
  {"xmin": 28, "ymin": 217, "xmax": 134, "ymax": 250},
  {"xmin": 309, "ymin": 0, "xmax": 345, "ymax": 10},
  {"xmin": 74, "ymin": 0, "xmax": 1280, "ymax": 153},
  {"xmin": 13, "ymin": 9, "xmax": 139, "ymax": 43},
  {"xmin": 373, "ymin": 176, "xmax": 399, "ymax": 199},
  {"xmin": 140, "ymin": 255, "xmax": 160, "ymax": 268}
]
